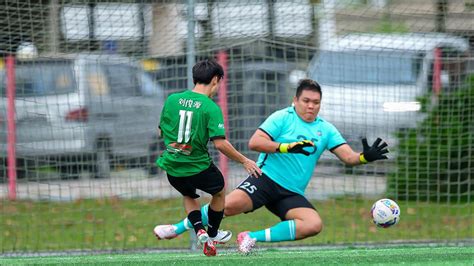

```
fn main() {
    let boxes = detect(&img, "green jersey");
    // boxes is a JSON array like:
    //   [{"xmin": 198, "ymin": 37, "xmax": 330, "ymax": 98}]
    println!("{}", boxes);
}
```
[{"xmin": 157, "ymin": 90, "xmax": 226, "ymax": 177}]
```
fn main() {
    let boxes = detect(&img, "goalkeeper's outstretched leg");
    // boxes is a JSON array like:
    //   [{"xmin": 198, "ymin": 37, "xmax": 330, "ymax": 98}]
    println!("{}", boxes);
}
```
[{"xmin": 154, "ymin": 180, "xmax": 323, "ymax": 255}]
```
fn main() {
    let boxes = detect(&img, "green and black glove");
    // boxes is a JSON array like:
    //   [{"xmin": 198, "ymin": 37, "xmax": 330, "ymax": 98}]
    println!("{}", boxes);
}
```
[
  {"xmin": 359, "ymin": 138, "xmax": 389, "ymax": 163},
  {"xmin": 277, "ymin": 140, "xmax": 314, "ymax": 156}
]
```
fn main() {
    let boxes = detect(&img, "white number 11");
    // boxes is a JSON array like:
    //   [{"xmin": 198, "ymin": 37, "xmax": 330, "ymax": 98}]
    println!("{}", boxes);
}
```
[{"xmin": 177, "ymin": 110, "xmax": 193, "ymax": 143}]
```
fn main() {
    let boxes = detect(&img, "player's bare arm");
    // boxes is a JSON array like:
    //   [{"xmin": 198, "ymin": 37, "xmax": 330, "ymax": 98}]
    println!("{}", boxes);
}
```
[
  {"xmin": 212, "ymin": 138, "xmax": 262, "ymax": 177},
  {"xmin": 248, "ymin": 129, "xmax": 279, "ymax": 153},
  {"xmin": 332, "ymin": 143, "xmax": 361, "ymax": 165},
  {"xmin": 333, "ymin": 138, "xmax": 389, "ymax": 165}
]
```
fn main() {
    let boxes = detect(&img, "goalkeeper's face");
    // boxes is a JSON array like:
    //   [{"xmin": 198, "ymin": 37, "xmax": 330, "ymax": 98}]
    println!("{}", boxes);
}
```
[{"xmin": 293, "ymin": 89, "xmax": 321, "ymax": 122}]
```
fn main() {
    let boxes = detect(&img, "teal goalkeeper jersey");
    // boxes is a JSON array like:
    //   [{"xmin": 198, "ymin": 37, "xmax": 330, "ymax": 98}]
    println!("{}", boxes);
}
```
[{"xmin": 257, "ymin": 106, "xmax": 346, "ymax": 195}]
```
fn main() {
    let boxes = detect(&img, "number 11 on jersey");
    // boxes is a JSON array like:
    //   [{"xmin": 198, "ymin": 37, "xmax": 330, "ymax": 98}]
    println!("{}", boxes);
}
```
[{"xmin": 177, "ymin": 110, "xmax": 193, "ymax": 143}]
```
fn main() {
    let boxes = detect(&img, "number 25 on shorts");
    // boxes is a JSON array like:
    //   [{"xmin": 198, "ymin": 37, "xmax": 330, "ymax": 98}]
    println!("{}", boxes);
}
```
[{"xmin": 239, "ymin": 182, "xmax": 257, "ymax": 194}]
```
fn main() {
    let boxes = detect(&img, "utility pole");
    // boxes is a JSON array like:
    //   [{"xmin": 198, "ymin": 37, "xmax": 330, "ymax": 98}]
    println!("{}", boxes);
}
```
[
  {"xmin": 49, "ymin": 0, "xmax": 60, "ymax": 53},
  {"xmin": 435, "ymin": 0, "xmax": 448, "ymax": 32},
  {"xmin": 267, "ymin": 0, "xmax": 275, "ymax": 39},
  {"xmin": 319, "ymin": 0, "xmax": 337, "ymax": 50},
  {"xmin": 187, "ymin": 0, "xmax": 196, "ymax": 90}
]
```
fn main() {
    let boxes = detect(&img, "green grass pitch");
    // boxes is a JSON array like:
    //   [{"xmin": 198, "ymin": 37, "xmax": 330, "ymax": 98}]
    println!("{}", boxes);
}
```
[{"xmin": 1, "ymin": 246, "xmax": 473, "ymax": 265}]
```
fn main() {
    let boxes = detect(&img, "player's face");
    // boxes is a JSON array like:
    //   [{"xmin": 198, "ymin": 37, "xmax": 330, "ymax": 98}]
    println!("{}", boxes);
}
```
[{"xmin": 293, "ymin": 89, "xmax": 321, "ymax": 122}]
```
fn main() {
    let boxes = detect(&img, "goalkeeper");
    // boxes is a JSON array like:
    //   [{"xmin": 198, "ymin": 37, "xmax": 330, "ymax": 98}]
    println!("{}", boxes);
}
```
[{"xmin": 154, "ymin": 79, "xmax": 389, "ymax": 254}]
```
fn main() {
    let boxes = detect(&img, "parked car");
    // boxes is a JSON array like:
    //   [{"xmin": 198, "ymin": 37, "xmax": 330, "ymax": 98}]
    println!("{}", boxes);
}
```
[
  {"xmin": 306, "ymin": 33, "xmax": 470, "ymax": 155},
  {"xmin": 0, "ymin": 53, "xmax": 164, "ymax": 180}
]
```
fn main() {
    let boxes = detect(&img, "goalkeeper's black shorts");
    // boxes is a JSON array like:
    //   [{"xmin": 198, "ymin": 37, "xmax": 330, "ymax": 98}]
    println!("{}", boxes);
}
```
[{"xmin": 236, "ymin": 173, "xmax": 316, "ymax": 220}]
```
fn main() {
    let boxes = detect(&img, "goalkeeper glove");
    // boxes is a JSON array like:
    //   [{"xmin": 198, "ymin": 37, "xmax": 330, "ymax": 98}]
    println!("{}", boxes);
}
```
[
  {"xmin": 359, "ymin": 138, "xmax": 389, "ymax": 163},
  {"xmin": 277, "ymin": 140, "xmax": 314, "ymax": 156}
]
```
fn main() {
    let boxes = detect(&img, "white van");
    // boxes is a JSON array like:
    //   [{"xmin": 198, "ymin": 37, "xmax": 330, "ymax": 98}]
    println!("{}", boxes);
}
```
[
  {"xmin": 307, "ymin": 33, "xmax": 470, "ymax": 157},
  {"xmin": 0, "ymin": 54, "xmax": 164, "ymax": 180}
]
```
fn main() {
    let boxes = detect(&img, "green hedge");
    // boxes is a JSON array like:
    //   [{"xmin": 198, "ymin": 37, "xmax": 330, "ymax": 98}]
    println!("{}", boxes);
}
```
[{"xmin": 389, "ymin": 75, "xmax": 473, "ymax": 202}]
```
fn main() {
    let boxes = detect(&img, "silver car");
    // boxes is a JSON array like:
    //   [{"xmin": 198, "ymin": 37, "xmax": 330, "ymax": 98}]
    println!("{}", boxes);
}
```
[
  {"xmin": 307, "ymin": 33, "xmax": 470, "ymax": 151},
  {"xmin": 0, "ymin": 54, "xmax": 164, "ymax": 179}
]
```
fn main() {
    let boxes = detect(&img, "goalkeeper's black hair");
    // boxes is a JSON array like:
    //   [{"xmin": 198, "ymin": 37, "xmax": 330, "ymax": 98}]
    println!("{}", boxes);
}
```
[
  {"xmin": 296, "ymin": 79, "xmax": 322, "ymax": 98},
  {"xmin": 192, "ymin": 59, "xmax": 224, "ymax": 85}
]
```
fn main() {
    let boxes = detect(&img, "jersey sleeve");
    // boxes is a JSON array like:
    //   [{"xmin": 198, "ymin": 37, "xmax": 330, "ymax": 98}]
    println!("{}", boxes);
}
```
[
  {"xmin": 258, "ymin": 110, "xmax": 285, "ymax": 140},
  {"xmin": 326, "ymin": 123, "xmax": 346, "ymax": 150},
  {"xmin": 208, "ymin": 103, "xmax": 226, "ymax": 140}
]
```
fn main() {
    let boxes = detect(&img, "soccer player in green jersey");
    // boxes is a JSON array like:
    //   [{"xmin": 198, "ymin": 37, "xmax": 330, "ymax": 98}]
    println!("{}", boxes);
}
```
[
  {"xmin": 154, "ymin": 78, "xmax": 388, "ymax": 254},
  {"xmin": 154, "ymin": 59, "xmax": 261, "ymax": 256}
]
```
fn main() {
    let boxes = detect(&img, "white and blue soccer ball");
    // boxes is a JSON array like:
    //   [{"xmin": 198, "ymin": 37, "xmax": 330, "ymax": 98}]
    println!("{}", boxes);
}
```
[{"xmin": 371, "ymin": 198, "xmax": 400, "ymax": 228}]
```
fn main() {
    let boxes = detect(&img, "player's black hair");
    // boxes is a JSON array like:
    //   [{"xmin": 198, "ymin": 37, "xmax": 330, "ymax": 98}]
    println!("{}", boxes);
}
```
[
  {"xmin": 192, "ymin": 59, "xmax": 224, "ymax": 85},
  {"xmin": 296, "ymin": 79, "xmax": 322, "ymax": 98}
]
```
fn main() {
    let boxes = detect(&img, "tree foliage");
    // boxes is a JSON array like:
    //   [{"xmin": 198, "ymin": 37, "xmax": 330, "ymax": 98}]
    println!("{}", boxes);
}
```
[{"xmin": 389, "ymin": 75, "xmax": 473, "ymax": 202}]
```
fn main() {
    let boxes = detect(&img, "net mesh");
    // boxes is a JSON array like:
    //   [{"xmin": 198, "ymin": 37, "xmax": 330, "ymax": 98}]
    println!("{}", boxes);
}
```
[{"xmin": 0, "ymin": 0, "xmax": 473, "ymax": 254}]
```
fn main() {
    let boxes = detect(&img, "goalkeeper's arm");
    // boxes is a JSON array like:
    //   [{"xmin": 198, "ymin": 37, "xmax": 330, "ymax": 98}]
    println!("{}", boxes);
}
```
[
  {"xmin": 332, "ymin": 137, "xmax": 389, "ymax": 165},
  {"xmin": 249, "ymin": 129, "xmax": 314, "ymax": 156}
]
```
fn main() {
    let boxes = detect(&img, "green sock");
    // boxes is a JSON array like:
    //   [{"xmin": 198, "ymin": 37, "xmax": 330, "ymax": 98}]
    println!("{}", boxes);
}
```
[
  {"xmin": 173, "ymin": 204, "xmax": 209, "ymax": 235},
  {"xmin": 248, "ymin": 220, "xmax": 296, "ymax": 242}
]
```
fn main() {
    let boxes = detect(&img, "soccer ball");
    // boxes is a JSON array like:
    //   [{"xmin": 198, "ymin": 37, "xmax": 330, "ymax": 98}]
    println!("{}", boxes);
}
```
[{"xmin": 371, "ymin": 198, "xmax": 400, "ymax": 228}]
